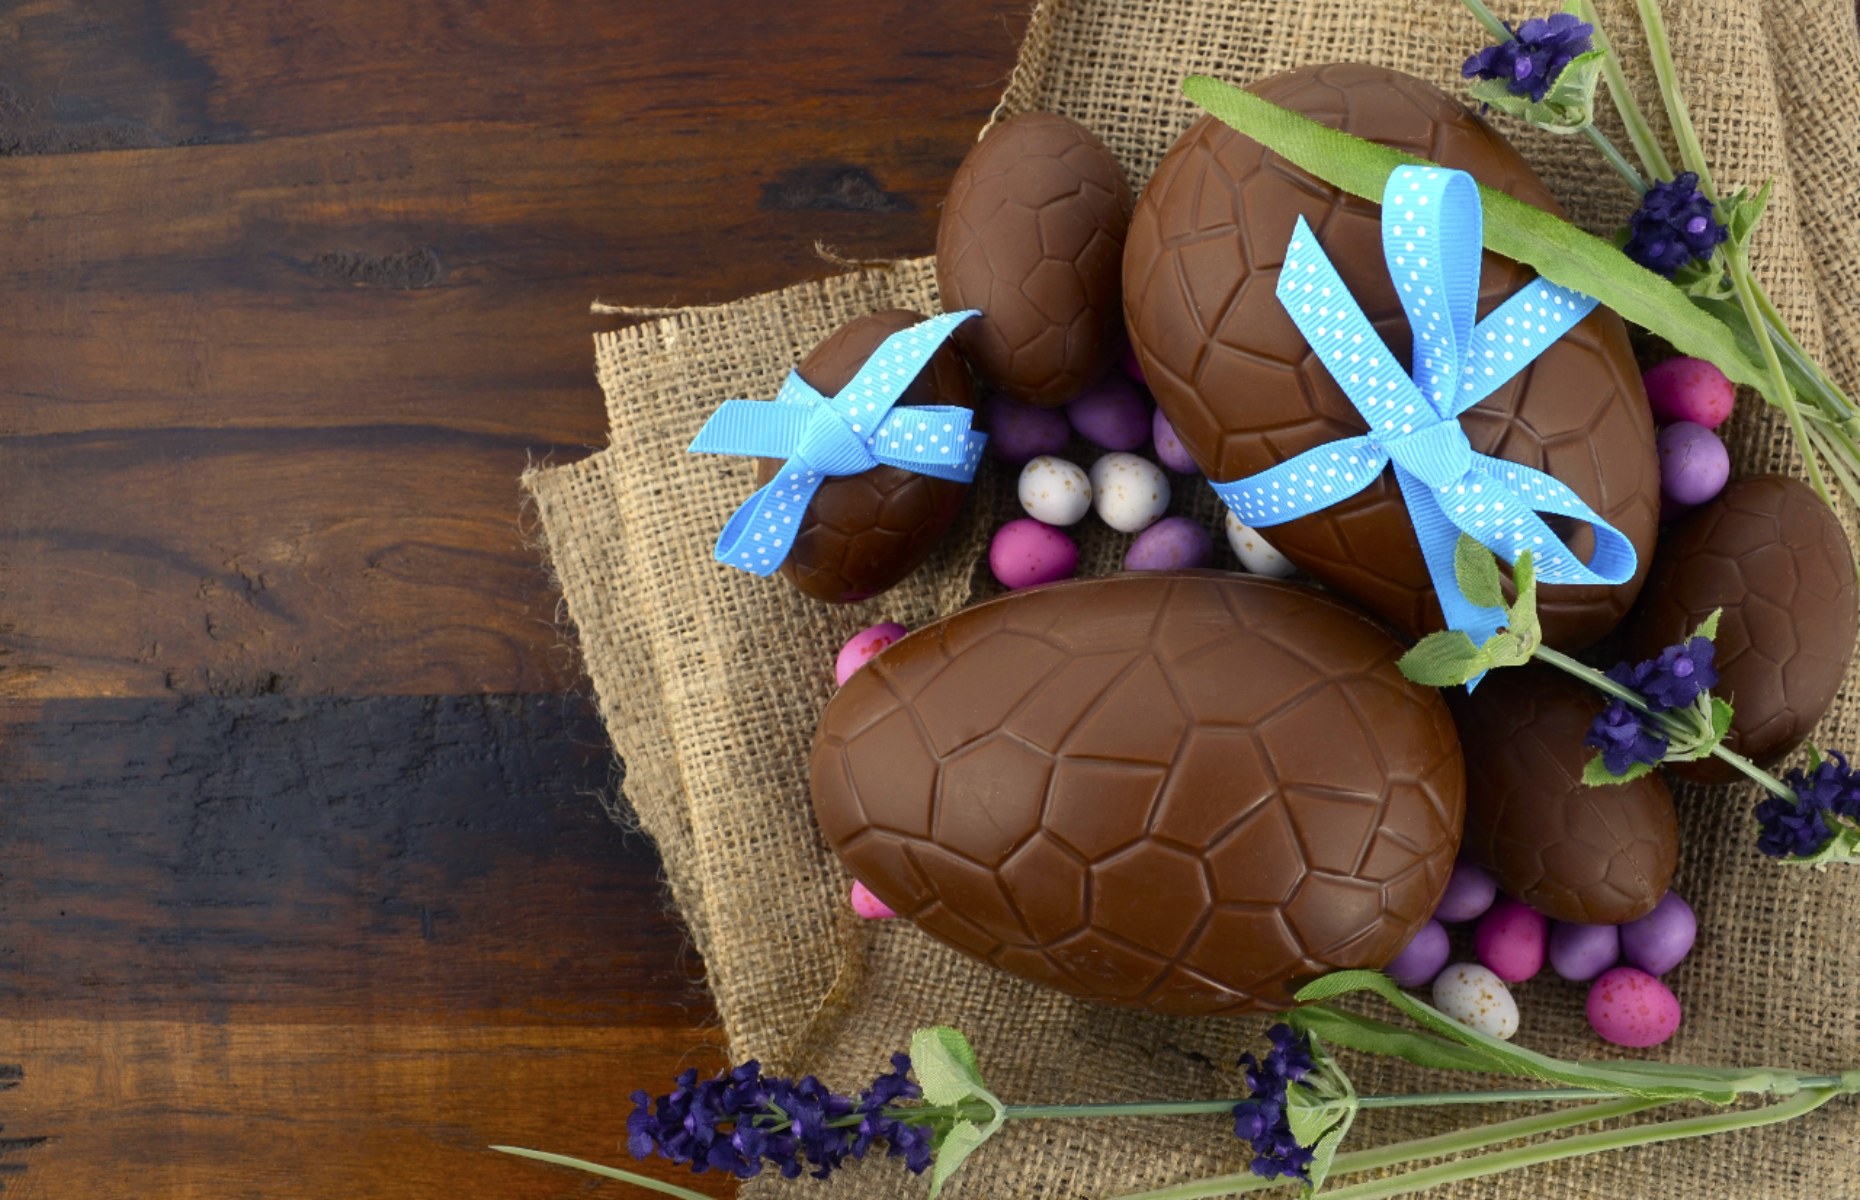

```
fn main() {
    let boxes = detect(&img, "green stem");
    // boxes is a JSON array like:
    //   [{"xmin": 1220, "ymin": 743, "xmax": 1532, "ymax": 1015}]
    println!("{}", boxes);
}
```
[
  {"xmin": 1729, "ymin": 246, "xmax": 1832, "ymax": 503},
  {"xmin": 1458, "ymin": 0, "xmax": 1513, "ymax": 41},
  {"xmin": 1581, "ymin": 125, "xmax": 1649, "ymax": 194},
  {"xmin": 1108, "ymin": 1097, "xmax": 1659, "ymax": 1200},
  {"xmin": 1530, "ymin": 644, "xmax": 1797, "ymax": 799},
  {"xmin": 1632, "ymin": 0, "xmax": 1715, "ymax": 196},
  {"xmin": 490, "ymin": 1147, "xmax": 715, "ymax": 1200},
  {"xmin": 1309, "ymin": 1088, "xmax": 1842, "ymax": 1200},
  {"xmin": 1577, "ymin": 0, "xmax": 1672, "ymax": 179},
  {"xmin": 1005, "ymin": 1086, "xmax": 1647, "ymax": 1121}
]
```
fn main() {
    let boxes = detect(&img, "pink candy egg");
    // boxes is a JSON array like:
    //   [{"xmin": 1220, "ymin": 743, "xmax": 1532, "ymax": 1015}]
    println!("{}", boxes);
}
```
[
  {"xmin": 834, "ymin": 622, "xmax": 908, "ymax": 687},
  {"xmin": 1643, "ymin": 357, "xmax": 1735, "ymax": 430},
  {"xmin": 1586, "ymin": 967, "xmax": 1682, "ymax": 1047},
  {"xmin": 849, "ymin": 880, "xmax": 897, "ymax": 921},
  {"xmin": 1474, "ymin": 896, "xmax": 1548, "ymax": 983},
  {"xmin": 988, "ymin": 518, "xmax": 1079, "ymax": 590}
]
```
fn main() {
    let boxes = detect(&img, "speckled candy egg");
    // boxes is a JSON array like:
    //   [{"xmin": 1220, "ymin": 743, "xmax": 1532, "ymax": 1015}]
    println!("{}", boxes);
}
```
[
  {"xmin": 1225, "ymin": 513, "xmax": 1297, "ymax": 578},
  {"xmin": 1123, "ymin": 63, "xmax": 1658, "ymax": 649},
  {"xmin": 1628, "ymin": 475, "xmax": 1858, "ymax": 782},
  {"xmin": 1449, "ymin": 664, "xmax": 1677, "ymax": 925},
  {"xmin": 753, "ymin": 310, "xmax": 975, "ymax": 604},
  {"xmin": 810, "ymin": 572, "xmax": 1466, "ymax": 1014},
  {"xmin": 1091, "ymin": 452, "xmax": 1170, "ymax": 532},
  {"xmin": 1433, "ymin": 963, "xmax": 1519, "ymax": 1039},
  {"xmin": 1587, "ymin": 966, "xmax": 1681, "ymax": 1047},
  {"xmin": 937, "ymin": 113, "xmax": 1133, "ymax": 407},
  {"xmin": 1018, "ymin": 455, "xmax": 1093, "ymax": 526}
]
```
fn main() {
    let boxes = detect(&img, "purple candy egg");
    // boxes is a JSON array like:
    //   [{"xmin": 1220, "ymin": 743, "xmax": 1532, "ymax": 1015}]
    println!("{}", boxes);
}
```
[
  {"xmin": 1619, "ymin": 891, "xmax": 1697, "ymax": 976},
  {"xmin": 1644, "ymin": 357, "xmax": 1735, "ymax": 430},
  {"xmin": 1065, "ymin": 376, "xmax": 1150, "ymax": 451},
  {"xmin": 988, "ymin": 518, "xmax": 1078, "ymax": 590},
  {"xmin": 1386, "ymin": 920, "xmax": 1451, "ymax": 989},
  {"xmin": 1474, "ymin": 896, "xmax": 1548, "ymax": 983},
  {"xmin": 834, "ymin": 622, "xmax": 908, "ymax": 688},
  {"xmin": 1657, "ymin": 420, "xmax": 1731, "ymax": 506},
  {"xmin": 1548, "ymin": 921, "xmax": 1621, "ymax": 982},
  {"xmin": 1150, "ymin": 409, "xmax": 1201, "ymax": 475},
  {"xmin": 1433, "ymin": 858, "xmax": 1499, "ymax": 923},
  {"xmin": 1123, "ymin": 516, "xmax": 1214, "ymax": 571},
  {"xmin": 984, "ymin": 391, "xmax": 1071, "ymax": 466}
]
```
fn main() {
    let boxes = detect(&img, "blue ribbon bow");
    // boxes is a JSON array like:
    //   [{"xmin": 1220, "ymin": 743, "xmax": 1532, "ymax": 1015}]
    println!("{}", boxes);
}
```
[
  {"xmin": 1210, "ymin": 165, "xmax": 1636, "ymax": 645},
  {"xmin": 688, "ymin": 309, "xmax": 987, "ymax": 576}
]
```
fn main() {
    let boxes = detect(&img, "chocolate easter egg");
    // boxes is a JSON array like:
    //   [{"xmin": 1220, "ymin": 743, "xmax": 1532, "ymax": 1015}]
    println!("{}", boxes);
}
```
[
  {"xmin": 1450, "ymin": 664, "xmax": 1677, "ymax": 924},
  {"xmin": 1628, "ymin": 475, "xmax": 1857, "ymax": 782},
  {"xmin": 753, "ymin": 310, "xmax": 975, "ymax": 604},
  {"xmin": 810, "ymin": 571, "xmax": 1465, "ymax": 1014},
  {"xmin": 936, "ymin": 113, "xmax": 1132, "ymax": 407},
  {"xmin": 1123, "ymin": 63, "xmax": 1658, "ymax": 649}
]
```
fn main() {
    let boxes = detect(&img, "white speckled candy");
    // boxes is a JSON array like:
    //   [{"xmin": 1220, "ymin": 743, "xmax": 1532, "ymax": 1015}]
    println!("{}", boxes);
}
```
[
  {"xmin": 1587, "ymin": 967, "xmax": 1681, "ymax": 1047},
  {"xmin": 1224, "ymin": 511, "xmax": 1296, "ymax": 578},
  {"xmin": 1017, "ymin": 455, "xmax": 1093, "ymax": 526},
  {"xmin": 1089, "ymin": 452, "xmax": 1170, "ymax": 533},
  {"xmin": 835, "ymin": 622, "xmax": 908, "ymax": 688},
  {"xmin": 1432, "ymin": 962, "xmax": 1520, "ymax": 1040},
  {"xmin": 849, "ymin": 881, "xmax": 897, "ymax": 920}
]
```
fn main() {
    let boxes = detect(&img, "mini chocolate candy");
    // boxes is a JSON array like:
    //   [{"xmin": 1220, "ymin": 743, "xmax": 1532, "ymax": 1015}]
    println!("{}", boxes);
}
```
[
  {"xmin": 936, "ymin": 113, "xmax": 1132, "ymax": 408},
  {"xmin": 1450, "ymin": 664, "xmax": 1677, "ymax": 924},
  {"xmin": 753, "ymin": 310, "xmax": 974, "ymax": 604},
  {"xmin": 1123, "ymin": 63, "xmax": 1659, "ymax": 649},
  {"xmin": 1628, "ymin": 475, "xmax": 1858, "ymax": 782},
  {"xmin": 810, "ymin": 572, "xmax": 1465, "ymax": 1015}
]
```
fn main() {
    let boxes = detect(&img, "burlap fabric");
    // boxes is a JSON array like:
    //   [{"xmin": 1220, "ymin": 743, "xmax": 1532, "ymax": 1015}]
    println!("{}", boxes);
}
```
[{"xmin": 524, "ymin": 1, "xmax": 1860, "ymax": 1194}]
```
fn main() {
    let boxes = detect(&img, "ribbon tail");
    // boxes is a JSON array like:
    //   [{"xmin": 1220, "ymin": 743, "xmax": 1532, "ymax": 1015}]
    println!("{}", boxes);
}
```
[
  {"xmin": 1208, "ymin": 436, "xmax": 1388, "ymax": 528},
  {"xmin": 689, "ymin": 400, "xmax": 815, "ymax": 458},
  {"xmin": 869, "ymin": 404, "xmax": 989, "ymax": 482},
  {"xmin": 713, "ymin": 469, "xmax": 824, "ymax": 577},
  {"xmin": 1451, "ymin": 280, "xmax": 1602, "ymax": 414},
  {"xmin": 1394, "ymin": 466, "xmax": 1506, "ymax": 691},
  {"xmin": 1460, "ymin": 459, "xmax": 1638, "ymax": 586}
]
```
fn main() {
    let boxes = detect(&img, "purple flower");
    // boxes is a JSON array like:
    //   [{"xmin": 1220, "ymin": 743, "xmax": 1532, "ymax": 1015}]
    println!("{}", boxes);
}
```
[
  {"xmin": 1584, "ymin": 699, "xmax": 1670, "ymax": 775},
  {"xmin": 1232, "ymin": 1024, "xmax": 1318, "ymax": 1182},
  {"xmin": 626, "ymin": 1052, "xmax": 929, "ymax": 1181},
  {"xmin": 1462, "ymin": 13, "xmax": 1595, "ymax": 103},
  {"xmin": 1605, "ymin": 636, "xmax": 1719, "ymax": 713},
  {"xmin": 1624, "ymin": 173, "xmax": 1729, "ymax": 277},
  {"xmin": 1759, "ymin": 752, "xmax": 1860, "ymax": 858}
]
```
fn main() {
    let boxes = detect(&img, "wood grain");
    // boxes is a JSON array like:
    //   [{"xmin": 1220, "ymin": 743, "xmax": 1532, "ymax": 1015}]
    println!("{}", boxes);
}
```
[{"xmin": 0, "ymin": 1, "xmax": 1031, "ymax": 1195}]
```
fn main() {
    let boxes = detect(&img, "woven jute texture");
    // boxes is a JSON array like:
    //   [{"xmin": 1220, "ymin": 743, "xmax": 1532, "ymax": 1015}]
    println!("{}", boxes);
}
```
[{"xmin": 524, "ymin": 1, "xmax": 1860, "ymax": 1195}]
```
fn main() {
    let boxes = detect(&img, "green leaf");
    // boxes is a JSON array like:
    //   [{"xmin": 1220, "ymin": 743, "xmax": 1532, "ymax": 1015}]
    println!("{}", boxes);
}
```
[
  {"xmin": 1723, "ymin": 179, "xmax": 1773, "ymax": 246},
  {"xmin": 1467, "ymin": 49, "xmax": 1607, "ymax": 135},
  {"xmin": 1179, "ymin": 76, "xmax": 1779, "ymax": 406},
  {"xmin": 1455, "ymin": 534, "xmax": 1506, "ymax": 609},
  {"xmin": 1710, "ymin": 696, "xmax": 1734, "ymax": 741},
  {"xmin": 1292, "ymin": 970, "xmax": 1740, "ymax": 1102},
  {"xmin": 910, "ymin": 1026, "xmax": 986, "ymax": 1107},
  {"xmin": 1781, "ymin": 820, "xmax": 1860, "ymax": 868},
  {"xmin": 1286, "ymin": 1006, "xmax": 1509, "ymax": 1075},
  {"xmin": 1692, "ymin": 608, "xmax": 1723, "ymax": 642},
  {"xmin": 490, "ymin": 1148, "xmax": 715, "ymax": 1200},
  {"xmin": 1582, "ymin": 753, "xmax": 1656, "ymax": 786},
  {"xmin": 1509, "ymin": 548, "xmax": 1538, "ymax": 626},
  {"xmin": 928, "ymin": 1120, "xmax": 989, "ymax": 1198},
  {"xmin": 1397, "ymin": 632, "xmax": 1488, "ymax": 688}
]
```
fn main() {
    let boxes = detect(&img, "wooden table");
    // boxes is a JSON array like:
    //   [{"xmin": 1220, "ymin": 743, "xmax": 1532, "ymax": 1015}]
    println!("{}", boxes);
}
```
[{"xmin": 0, "ymin": 3, "xmax": 1026, "ymax": 1194}]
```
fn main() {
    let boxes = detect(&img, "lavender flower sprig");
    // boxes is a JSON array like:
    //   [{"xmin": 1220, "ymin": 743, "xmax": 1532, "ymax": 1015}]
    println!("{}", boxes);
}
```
[
  {"xmin": 1400, "ymin": 537, "xmax": 1860, "ymax": 865},
  {"xmin": 499, "ymin": 985, "xmax": 1858, "ymax": 1200}
]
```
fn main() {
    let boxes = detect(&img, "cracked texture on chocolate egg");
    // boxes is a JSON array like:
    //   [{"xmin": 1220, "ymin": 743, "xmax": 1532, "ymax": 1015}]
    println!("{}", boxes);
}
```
[
  {"xmin": 810, "ymin": 571, "xmax": 1465, "ymax": 1015},
  {"xmin": 1123, "ymin": 63, "xmax": 1658, "ymax": 649}
]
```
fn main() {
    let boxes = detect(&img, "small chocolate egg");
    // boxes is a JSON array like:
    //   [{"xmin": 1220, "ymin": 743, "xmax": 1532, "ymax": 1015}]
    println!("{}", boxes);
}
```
[
  {"xmin": 754, "ymin": 310, "xmax": 975, "ymax": 604},
  {"xmin": 1628, "ymin": 475, "xmax": 1858, "ymax": 782},
  {"xmin": 937, "ymin": 113, "xmax": 1133, "ymax": 407},
  {"xmin": 1449, "ymin": 664, "xmax": 1677, "ymax": 925},
  {"xmin": 811, "ymin": 572, "xmax": 1465, "ymax": 1014}
]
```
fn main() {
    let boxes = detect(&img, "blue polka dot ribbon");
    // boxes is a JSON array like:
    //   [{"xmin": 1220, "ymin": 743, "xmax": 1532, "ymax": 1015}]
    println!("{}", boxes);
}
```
[
  {"xmin": 688, "ymin": 310, "xmax": 988, "ymax": 576},
  {"xmin": 1209, "ymin": 165, "xmax": 1637, "ymax": 646}
]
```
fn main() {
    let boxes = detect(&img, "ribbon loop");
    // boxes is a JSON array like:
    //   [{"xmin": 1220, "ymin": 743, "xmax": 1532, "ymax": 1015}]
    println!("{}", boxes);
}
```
[
  {"xmin": 1209, "ymin": 166, "xmax": 1635, "ymax": 651},
  {"xmin": 688, "ymin": 310, "xmax": 986, "ymax": 577}
]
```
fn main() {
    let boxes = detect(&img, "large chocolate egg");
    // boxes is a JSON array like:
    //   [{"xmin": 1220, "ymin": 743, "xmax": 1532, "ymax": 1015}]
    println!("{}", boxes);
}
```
[
  {"xmin": 1123, "ymin": 63, "xmax": 1658, "ymax": 649},
  {"xmin": 1450, "ymin": 664, "xmax": 1676, "ymax": 924},
  {"xmin": 753, "ymin": 310, "xmax": 975, "ymax": 604},
  {"xmin": 810, "ymin": 571, "xmax": 1465, "ymax": 1014},
  {"xmin": 936, "ymin": 113, "xmax": 1132, "ymax": 407},
  {"xmin": 1628, "ymin": 475, "xmax": 1857, "ymax": 782}
]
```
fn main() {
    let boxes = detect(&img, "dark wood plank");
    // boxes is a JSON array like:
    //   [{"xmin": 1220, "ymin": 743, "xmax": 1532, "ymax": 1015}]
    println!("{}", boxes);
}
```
[
  {"xmin": 0, "ymin": 694, "xmax": 730, "ymax": 1196},
  {"xmin": 0, "ymin": 0, "xmax": 1030, "ymax": 697}
]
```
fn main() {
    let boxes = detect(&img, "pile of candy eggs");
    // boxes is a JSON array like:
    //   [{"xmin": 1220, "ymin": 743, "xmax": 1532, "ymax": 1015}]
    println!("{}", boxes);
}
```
[
  {"xmin": 1389, "ymin": 859, "xmax": 1696, "ymax": 1048},
  {"xmin": 1646, "ymin": 356, "xmax": 1734, "ymax": 521}
]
